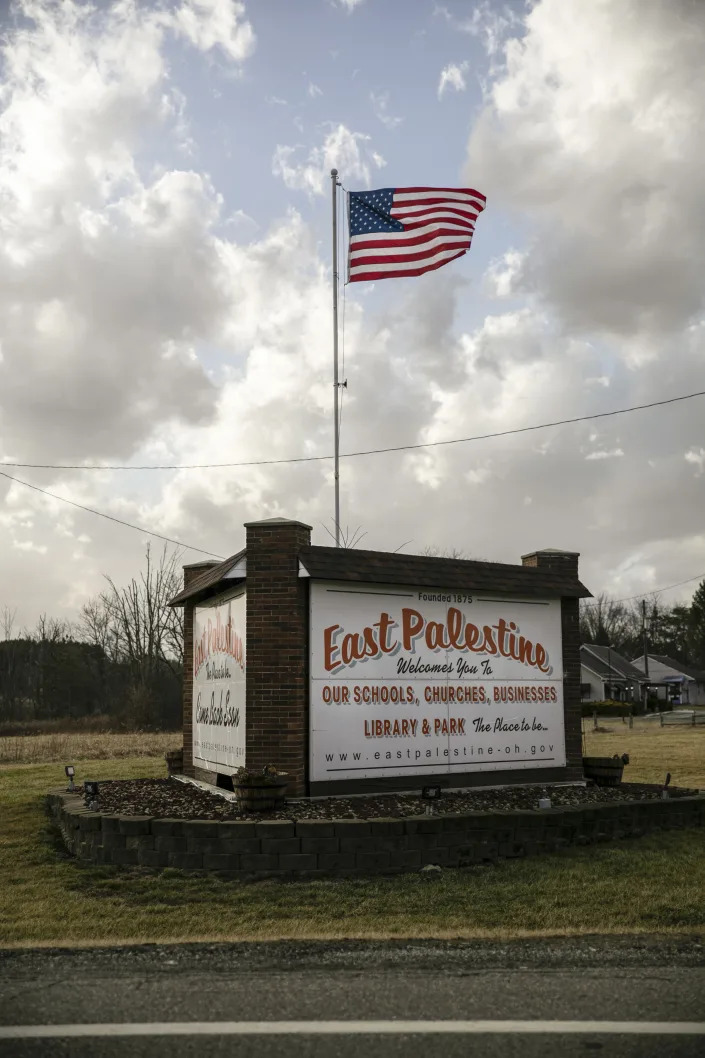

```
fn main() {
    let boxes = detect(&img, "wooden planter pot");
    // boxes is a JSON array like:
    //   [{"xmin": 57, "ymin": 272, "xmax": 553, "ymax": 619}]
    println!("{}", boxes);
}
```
[
  {"xmin": 582, "ymin": 756, "xmax": 625, "ymax": 786},
  {"xmin": 233, "ymin": 776, "xmax": 289, "ymax": 812}
]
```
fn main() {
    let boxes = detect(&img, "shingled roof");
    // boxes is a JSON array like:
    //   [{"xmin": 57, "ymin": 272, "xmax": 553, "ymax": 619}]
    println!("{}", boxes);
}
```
[
  {"xmin": 170, "ymin": 543, "xmax": 590, "ymax": 605},
  {"xmin": 169, "ymin": 549, "xmax": 244, "ymax": 607},
  {"xmin": 299, "ymin": 546, "xmax": 590, "ymax": 597},
  {"xmin": 581, "ymin": 643, "xmax": 646, "ymax": 683}
]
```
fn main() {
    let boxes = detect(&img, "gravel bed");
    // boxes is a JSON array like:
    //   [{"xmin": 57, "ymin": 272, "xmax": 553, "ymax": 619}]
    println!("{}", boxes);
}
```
[{"xmin": 78, "ymin": 778, "xmax": 698, "ymax": 821}]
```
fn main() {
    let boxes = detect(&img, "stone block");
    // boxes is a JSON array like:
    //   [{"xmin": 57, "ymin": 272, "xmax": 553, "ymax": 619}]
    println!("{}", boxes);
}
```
[
  {"xmin": 150, "ymin": 819, "xmax": 185, "ymax": 837},
  {"xmin": 118, "ymin": 817, "xmax": 151, "ymax": 836},
  {"xmin": 278, "ymin": 853, "xmax": 318, "ymax": 872},
  {"xmin": 339, "ymin": 836, "xmax": 375, "ymax": 853},
  {"xmin": 102, "ymin": 833, "xmax": 126, "ymax": 851},
  {"xmin": 404, "ymin": 817, "xmax": 444, "ymax": 835},
  {"xmin": 355, "ymin": 850, "xmax": 391, "ymax": 871},
  {"xmin": 138, "ymin": 849, "xmax": 170, "ymax": 869},
  {"xmin": 168, "ymin": 853, "xmax": 204, "ymax": 870},
  {"xmin": 333, "ymin": 820, "xmax": 371, "ymax": 837},
  {"xmin": 110, "ymin": 848, "xmax": 139, "ymax": 866},
  {"xmin": 260, "ymin": 838, "xmax": 301, "ymax": 857},
  {"xmin": 202, "ymin": 853, "xmax": 242, "ymax": 871},
  {"xmin": 300, "ymin": 837, "xmax": 339, "ymax": 855},
  {"xmin": 182, "ymin": 821, "xmax": 222, "ymax": 840},
  {"xmin": 219, "ymin": 838, "xmax": 262, "ymax": 855},
  {"xmin": 77, "ymin": 814, "xmax": 102, "ymax": 832},
  {"xmin": 317, "ymin": 852, "xmax": 356, "ymax": 871},
  {"xmin": 126, "ymin": 835, "xmax": 155, "ymax": 852},
  {"xmin": 295, "ymin": 821, "xmax": 336, "ymax": 838},
  {"xmin": 240, "ymin": 853, "xmax": 280, "ymax": 872},
  {"xmin": 154, "ymin": 836, "xmax": 189, "ymax": 853},
  {"xmin": 255, "ymin": 821, "xmax": 296, "ymax": 839},
  {"xmin": 419, "ymin": 846, "xmax": 450, "ymax": 867},
  {"xmin": 217, "ymin": 821, "xmax": 258, "ymax": 837},
  {"xmin": 99, "ymin": 815, "xmax": 122, "ymax": 834},
  {"xmin": 388, "ymin": 849, "xmax": 422, "ymax": 870},
  {"xmin": 367, "ymin": 819, "xmax": 406, "ymax": 837}
]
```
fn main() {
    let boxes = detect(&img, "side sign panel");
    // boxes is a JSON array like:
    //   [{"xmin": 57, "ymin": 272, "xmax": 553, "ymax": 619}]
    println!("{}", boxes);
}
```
[{"xmin": 193, "ymin": 593, "xmax": 246, "ymax": 772}]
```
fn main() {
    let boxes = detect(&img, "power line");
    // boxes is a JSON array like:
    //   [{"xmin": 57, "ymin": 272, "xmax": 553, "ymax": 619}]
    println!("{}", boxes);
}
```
[
  {"xmin": 1, "ymin": 469, "xmax": 702, "ymax": 599},
  {"xmin": 582, "ymin": 571, "xmax": 705, "ymax": 607},
  {"xmin": 0, "ymin": 470, "xmax": 224, "ymax": 559},
  {"xmin": 1, "ymin": 388, "xmax": 703, "ymax": 471}
]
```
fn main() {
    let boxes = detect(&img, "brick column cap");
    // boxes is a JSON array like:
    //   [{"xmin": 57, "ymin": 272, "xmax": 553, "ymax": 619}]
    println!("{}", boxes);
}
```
[
  {"xmin": 522, "ymin": 548, "xmax": 580, "ymax": 561},
  {"xmin": 244, "ymin": 517, "xmax": 313, "ymax": 530}
]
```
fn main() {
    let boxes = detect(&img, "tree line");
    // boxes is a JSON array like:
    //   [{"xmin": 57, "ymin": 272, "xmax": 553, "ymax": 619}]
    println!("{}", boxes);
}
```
[
  {"xmin": 0, "ymin": 546, "xmax": 184, "ymax": 732},
  {"xmin": 579, "ymin": 580, "xmax": 705, "ymax": 670}
]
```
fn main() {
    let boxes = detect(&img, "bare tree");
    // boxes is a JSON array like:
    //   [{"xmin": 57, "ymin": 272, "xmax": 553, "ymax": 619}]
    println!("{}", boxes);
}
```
[
  {"xmin": 421, "ymin": 546, "xmax": 469, "ymax": 560},
  {"xmin": 1, "ymin": 606, "xmax": 16, "ymax": 641},
  {"xmin": 580, "ymin": 593, "xmax": 634, "ymax": 649},
  {"xmin": 100, "ymin": 544, "xmax": 183, "ymax": 676}
]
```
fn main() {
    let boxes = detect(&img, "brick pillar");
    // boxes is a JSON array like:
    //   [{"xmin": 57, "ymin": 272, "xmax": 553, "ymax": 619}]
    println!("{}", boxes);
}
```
[
  {"xmin": 181, "ymin": 560, "xmax": 218, "ymax": 777},
  {"xmin": 521, "ymin": 548, "xmax": 579, "ymax": 578},
  {"xmin": 245, "ymin": 518, "xmax": 312, "ymax": 797},
  {"xmin": 521, "ymin": 549, "xmax": 583, "ymax": 779}
]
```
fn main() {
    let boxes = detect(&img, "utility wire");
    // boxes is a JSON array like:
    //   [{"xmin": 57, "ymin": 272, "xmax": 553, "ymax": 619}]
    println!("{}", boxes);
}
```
[
  {"xmin": 0, "ymin": 388, "xmax": 703, "ymax": 472},
  {"xmin": 0, "ymin": 469, "xmax": 224, "ymax": 559},
  {"xmin": 582, "ymin": 571, "xmax": 705, "ymax": 607},
  {"xmin": 1, "ymin": 469, "xmax": 701, "ymax": 598}
]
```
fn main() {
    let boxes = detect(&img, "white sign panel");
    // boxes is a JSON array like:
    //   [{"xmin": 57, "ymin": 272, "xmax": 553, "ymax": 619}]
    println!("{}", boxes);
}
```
[
  {"xmin": 310, "ymin": 583, "xmax": 565, "ymax": 782},
  {"xmin": 193, "ymin": 593, "xmax": 246, "ymax": 772}
]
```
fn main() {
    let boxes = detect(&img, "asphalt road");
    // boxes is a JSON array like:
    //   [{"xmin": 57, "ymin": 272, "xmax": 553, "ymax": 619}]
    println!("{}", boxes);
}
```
[{"xmin": 0, "ymin": 936, "xmax": 704, "ymax": 1058}]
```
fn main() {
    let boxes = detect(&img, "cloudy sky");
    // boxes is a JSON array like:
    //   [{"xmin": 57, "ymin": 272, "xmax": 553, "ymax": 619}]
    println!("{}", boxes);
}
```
[{"xmin": 0, "ymin": 0, "xmax": 704, "ymax": 630}]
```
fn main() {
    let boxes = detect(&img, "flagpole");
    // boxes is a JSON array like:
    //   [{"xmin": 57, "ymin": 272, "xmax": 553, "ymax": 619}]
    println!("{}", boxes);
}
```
[{"xmin": 331, "ymin": 168, "xmax": 341, "ymax": 548}]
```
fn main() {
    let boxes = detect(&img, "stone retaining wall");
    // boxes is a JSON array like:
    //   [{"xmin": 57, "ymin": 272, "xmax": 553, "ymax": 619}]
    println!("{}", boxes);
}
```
[{"xmin": 47, "ymin": 789, "xmax": 705, "ymax": 880}]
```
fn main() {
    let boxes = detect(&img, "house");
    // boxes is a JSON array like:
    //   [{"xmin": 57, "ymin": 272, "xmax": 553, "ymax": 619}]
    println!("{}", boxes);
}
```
[
  {"xmin": 631, "ymin": 655, "xmax": 705, "ymax": 706},
  {"xmin": 580, "ymin": 643, "xmax": 647, "ymax": 703}
]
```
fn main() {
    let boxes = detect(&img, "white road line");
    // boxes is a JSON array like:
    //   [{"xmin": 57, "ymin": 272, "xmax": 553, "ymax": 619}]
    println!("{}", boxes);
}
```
[{"xmin": 0, "ymin": 1021, "xmax": 703, "ymax": 1039}]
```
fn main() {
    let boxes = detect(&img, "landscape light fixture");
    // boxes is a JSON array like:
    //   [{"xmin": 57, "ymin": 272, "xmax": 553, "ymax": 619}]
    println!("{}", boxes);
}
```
[
  {"xmin": 65, "ymin": 765, "xmax": 75, "ymax": 792},
  {"xmin": 421, "ymin": 785, "xmax": 442, "ymax": 801}
]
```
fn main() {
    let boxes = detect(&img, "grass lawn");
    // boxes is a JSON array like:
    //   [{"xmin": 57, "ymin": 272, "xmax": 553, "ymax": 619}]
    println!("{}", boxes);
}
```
[
  {"xmin": 583, "ymin": 718, "xmax": 705, "ymax": 789},
  {"xmin": 1, "ymin": 753, "xmax": 703, "ymax": 948}
]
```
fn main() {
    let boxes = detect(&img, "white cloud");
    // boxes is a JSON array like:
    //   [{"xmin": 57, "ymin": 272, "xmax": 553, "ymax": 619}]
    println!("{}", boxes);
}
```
[
  {"xmin": 467, "ymin": 0, "xmax": 705, "ymax": 337},
  {"xmin": 685, "ymin": 448, "xmax": 705, "ymax": 475},
  {"xmin": 308, "ymin": 82, "xmax": 323, "ymax": 98},
  {"xmin": 370, "ymin": 91, "xmax": 403, "ymax": 129},
  {"xmin": 333, "ymin": 0, "xmax": 366, "ymax": 11},
  {"xmin": 585, "ymin": 448, "xmax": 624, "ymax": 461},
  {"xmin": 485, "ymin": 250, "xmax": 525, "ymax": 297},
  {"xmin": 438, "ymin": 61, "xmax": 469, "ymax": 99},
  {"xmin": 164, "ymin": 0, "xmax": 255, "ymax": 63},
  {"xmin": 272, "ymin": 124, "xmax": 385, "ymax": 196}
]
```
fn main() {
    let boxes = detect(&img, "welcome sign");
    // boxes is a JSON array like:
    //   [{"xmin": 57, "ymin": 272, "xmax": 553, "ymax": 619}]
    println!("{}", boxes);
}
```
[
  {"xmin": 193, "ymin": 593, "xmax": 246, "ymax": 772},
  {"xmin": 309, "ymin": 583, "xmax": 566, "ymax": 782}
]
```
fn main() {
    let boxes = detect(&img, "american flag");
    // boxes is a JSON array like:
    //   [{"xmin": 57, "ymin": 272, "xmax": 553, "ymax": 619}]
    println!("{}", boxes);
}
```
[{"xmin": 347, "ymin": 186, "xmax": 486, "ymax": 283}]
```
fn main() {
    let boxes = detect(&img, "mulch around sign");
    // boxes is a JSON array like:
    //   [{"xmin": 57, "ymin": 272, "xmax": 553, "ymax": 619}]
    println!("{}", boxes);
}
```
[{"xmin": 79, "ymin": 778, "xmax": 698, "ymax": 822}]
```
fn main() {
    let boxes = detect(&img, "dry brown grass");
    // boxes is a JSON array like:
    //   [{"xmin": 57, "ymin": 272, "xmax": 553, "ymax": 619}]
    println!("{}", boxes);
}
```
[
  {"xmin": 583, "ymin": 717, "xmax": 705, "ymax": 789},
  {"xmin": 0, "ymin": 731, "xmax": 181, "ymax": 765}
]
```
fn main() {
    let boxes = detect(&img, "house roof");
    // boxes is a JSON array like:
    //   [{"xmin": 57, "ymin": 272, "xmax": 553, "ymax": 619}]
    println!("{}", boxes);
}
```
[
  {"xmin": 170, "ymin": 545, "xmax": 591, "ymax": 607},
  {"xmin": 648, "ymin": 655, "xmax": 705, "ymax": 681},
  {"xmin": 581, "ymin": 644, "xmax": 646, "ymax": 683}
]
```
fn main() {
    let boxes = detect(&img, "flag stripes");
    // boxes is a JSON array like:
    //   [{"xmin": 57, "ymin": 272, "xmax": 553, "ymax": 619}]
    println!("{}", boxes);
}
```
[{"xmin": 348, "ymin": 186, "xmax": 486, "ymax": 282}]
